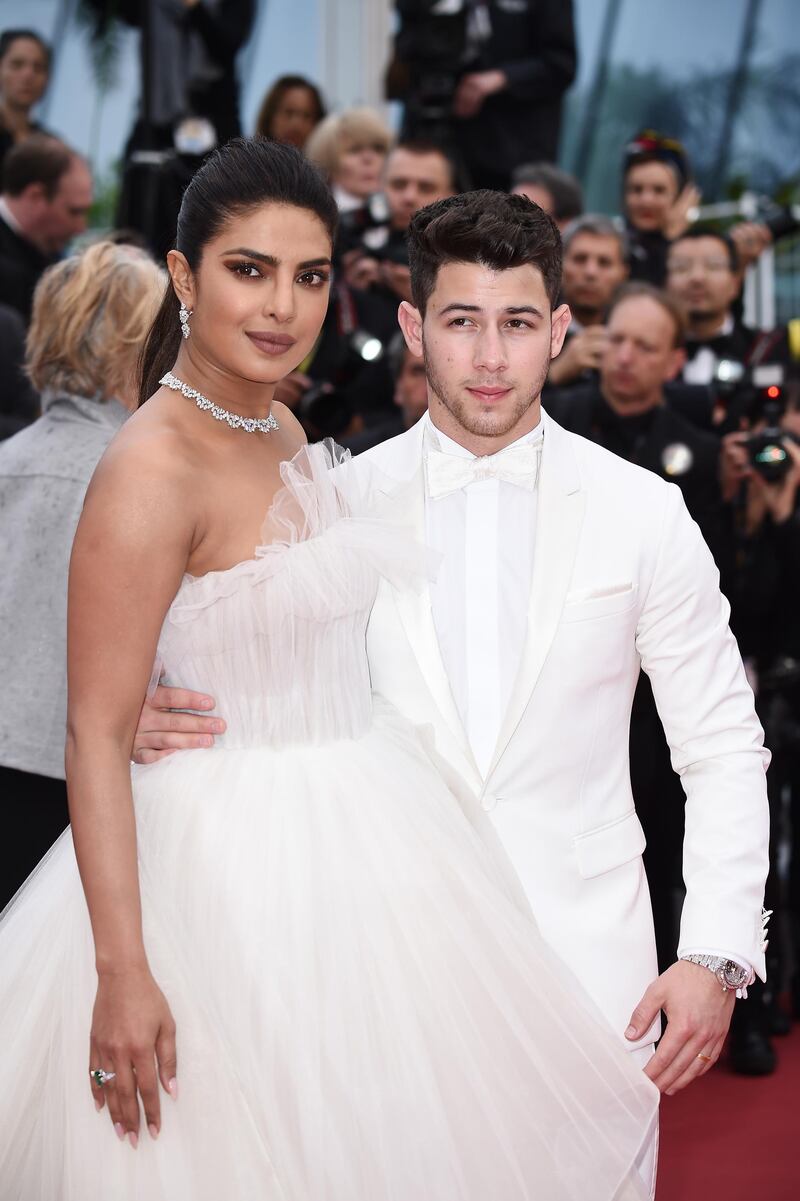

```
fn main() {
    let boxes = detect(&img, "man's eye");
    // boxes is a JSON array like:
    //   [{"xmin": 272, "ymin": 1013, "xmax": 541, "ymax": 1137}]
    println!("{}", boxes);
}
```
[
  {"xmin": 449, "ymin": 317, "xmax": 472, "ymax": 327},
  {"xmin": 507, "ymin": 319, "xmax": 531, "ymax": 329}
]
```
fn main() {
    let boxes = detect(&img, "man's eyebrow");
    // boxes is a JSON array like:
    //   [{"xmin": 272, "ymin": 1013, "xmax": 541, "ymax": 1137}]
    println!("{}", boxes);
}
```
[
  {"xmin": 220, "ymin": 247, "xmax": 332, "ymax": 270},
  {"xmin": 505, "ymin": 305, "xmax": 545, "ymax": 318},
  {"xmin": 437, "ymin": 302, "xmax": 545, "ymax": 318},
  {"xmin": 438, "ymin": 302, "xmax": 482, "ymax": 315}
]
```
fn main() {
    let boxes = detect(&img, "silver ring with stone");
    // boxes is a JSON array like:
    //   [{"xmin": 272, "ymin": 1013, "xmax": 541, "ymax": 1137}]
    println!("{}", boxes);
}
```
[{"xmin": 90, "ymin": 1068, "xmax": 116, "ymax": 1087}]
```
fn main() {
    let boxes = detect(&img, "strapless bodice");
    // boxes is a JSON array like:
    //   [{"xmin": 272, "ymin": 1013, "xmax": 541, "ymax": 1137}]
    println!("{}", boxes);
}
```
[{"xmin": 153, "ymin": 442, "xmax": 426, "ymax": 749}]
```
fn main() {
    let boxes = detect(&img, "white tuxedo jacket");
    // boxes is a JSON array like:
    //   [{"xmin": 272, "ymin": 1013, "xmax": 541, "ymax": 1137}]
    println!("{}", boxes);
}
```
[{"xmin": 357, "ymin": 411, "xmax": 770, "ymax": 1048}]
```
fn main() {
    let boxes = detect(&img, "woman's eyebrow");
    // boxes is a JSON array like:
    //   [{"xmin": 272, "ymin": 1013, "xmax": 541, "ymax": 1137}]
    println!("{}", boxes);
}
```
[{"xmin": 220, "ymin": 247, "xmax": 332, "ymax": 270}]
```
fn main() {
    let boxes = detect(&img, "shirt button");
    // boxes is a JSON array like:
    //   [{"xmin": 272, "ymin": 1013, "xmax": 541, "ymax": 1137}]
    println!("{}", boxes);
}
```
[{"xmin": 481, "ymin": 793, "xmax": 498, "ymax": 812}]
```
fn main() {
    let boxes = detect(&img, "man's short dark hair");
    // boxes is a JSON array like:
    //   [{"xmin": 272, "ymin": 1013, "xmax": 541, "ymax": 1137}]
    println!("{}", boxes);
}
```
[
  {"xmin": 510, "ymin": 162, "xmax": 583, "ymax": 224},
  {"xmin": 669, "ymin": 224, "xmax": 739, "ymax": 273},
  {"xmin": 0, "ymin": 29, "xmax": 52, "ymax": 69},
  {"xmin": 1, "ymin": 136, "xmax": 74, "ymax": 200},
  {"xmin": 408, "ymin": 190, "xmax": 562, "ymax": 316},
  {"xmin": 607, "ymin": 281, "xmax": 687, "ymax": 348},
  {"xmin": 390, "ymin": 137, "xmax": 462, "ymax": 192}
]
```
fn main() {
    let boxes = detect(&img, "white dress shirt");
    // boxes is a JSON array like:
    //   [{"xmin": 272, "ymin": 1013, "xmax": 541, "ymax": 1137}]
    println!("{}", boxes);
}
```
[{"xmin": 423, "ymin": 412, "xmax": 543, "ymax": 777}]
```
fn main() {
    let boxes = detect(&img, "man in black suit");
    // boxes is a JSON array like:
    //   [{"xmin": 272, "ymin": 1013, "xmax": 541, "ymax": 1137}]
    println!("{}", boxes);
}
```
[
  {"xmin": 666, "ymin": 226, "xmax": 792, "ymax": 389},
  {"xmin": 395, "ymin": 0, "xmax": 576, "ymax": 191},
  {"xmin": 0, "ymin": 136, "xmax": 92, "ymax": 325}
]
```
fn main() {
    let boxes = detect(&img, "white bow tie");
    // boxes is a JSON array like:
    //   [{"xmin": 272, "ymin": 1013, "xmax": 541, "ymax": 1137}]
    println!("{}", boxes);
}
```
[{"xmin": 425, "ymin": 440, "xmax": 542, "ymax": 500}]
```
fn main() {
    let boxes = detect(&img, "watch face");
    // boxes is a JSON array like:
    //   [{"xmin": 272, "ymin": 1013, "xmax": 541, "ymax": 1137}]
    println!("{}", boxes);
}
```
[{"xmin": 722, "ymin": 962, "xmax": 749, "ymax": 988}]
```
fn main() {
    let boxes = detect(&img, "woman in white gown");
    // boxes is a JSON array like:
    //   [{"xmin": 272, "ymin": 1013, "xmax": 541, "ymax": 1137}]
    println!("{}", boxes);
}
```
[{"xmin": 0, "ymin": 138, "xmax": 658, "ymax": 1201}]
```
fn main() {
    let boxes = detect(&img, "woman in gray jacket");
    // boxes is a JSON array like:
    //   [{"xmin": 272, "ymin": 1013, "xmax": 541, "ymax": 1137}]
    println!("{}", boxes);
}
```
[{"xmin": 0, "ymin": 241, "xmax": 164, "ymax": 906}]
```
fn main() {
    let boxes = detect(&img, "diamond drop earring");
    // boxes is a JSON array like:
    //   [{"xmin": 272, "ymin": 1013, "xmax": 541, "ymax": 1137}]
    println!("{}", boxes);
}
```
[{"xmin": 179, "ymin": 302, "xmax": 192, "ymax": 340}]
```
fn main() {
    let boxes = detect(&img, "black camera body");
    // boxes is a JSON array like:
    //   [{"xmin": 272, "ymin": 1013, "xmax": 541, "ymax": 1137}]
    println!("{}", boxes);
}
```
[
  {"xmin": 746, "ymin": 408, "xmax": 798, "ymax": 483},
  {"xmin": 394, "ymin": 1, "xmax": 468, "ymax": 133}
]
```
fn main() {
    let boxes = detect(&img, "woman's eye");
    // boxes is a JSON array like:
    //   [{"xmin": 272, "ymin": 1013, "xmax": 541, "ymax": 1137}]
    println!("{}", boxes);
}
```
[
  {"xmin": 230, "ymin": 262, "xmax": 261, "ymax": 278},
  {"xmin": 297, "ymin": 270, "xmax": 329, "ymax": 287}
]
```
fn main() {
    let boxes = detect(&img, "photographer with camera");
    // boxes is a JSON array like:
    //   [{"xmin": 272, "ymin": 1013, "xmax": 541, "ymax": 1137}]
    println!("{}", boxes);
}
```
[
  {"xmin": 341, "ymin": 139, "xmax": 458, "ymax": 304},
  {"xmin": 667, "ymin": 226, "xmax": 791, "ymax": 393},
  {"xmin": 546, "ymin": 215, "xmax": 629, "ymax": 391},
  {"xmin": 390, "ymin": 0, "xmax": 576, "ymax": 191},
  {"xmin": 721, "ymin": 393, "xmax": 800, "ymax": 1071}
]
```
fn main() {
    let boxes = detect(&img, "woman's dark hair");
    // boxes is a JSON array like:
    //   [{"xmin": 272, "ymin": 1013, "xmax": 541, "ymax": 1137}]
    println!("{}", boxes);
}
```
[
  {"xmin": 255, "ymin": 75, "xmax": 326, "ymax": 141},
  {"xmin": 138, "ymin": 137, "xmax": 338, "ymax": 406},
  {"xmin": 407, "ymin": 190, "xmax": 563, "ymax": 317},
  {"xmin": 0, "ymin": 29, "xmax": 52, "ymax": 69}
]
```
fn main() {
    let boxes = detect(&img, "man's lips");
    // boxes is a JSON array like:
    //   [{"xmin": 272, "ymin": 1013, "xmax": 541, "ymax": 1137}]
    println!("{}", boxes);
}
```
[
  {"xmin": 467, "ymin": 386, "xmax": 512, "ymax": 402},
  {"xmin": 246, "ymin": 332, "xmax": 297, "ymax": 356}
]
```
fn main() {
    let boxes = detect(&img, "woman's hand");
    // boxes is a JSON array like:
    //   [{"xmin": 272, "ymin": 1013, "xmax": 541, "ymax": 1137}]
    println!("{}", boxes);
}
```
[
  {"xmin": 90, "ymin": 966, "xmax": 177, "ymax": 1147},
  {"xmin": 665, "ymin": 182, "xmax": 702, "ymax": 240}
]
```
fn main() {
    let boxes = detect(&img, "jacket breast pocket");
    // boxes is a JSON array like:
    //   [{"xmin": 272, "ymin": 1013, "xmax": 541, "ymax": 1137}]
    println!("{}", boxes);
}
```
[
  {"xmin": 560, "ymin": 583, "xmax": 637, "ymax": 624},
  {"xmin": 573, "ymin": 809, "xmax": 647, "ymax": 879}
]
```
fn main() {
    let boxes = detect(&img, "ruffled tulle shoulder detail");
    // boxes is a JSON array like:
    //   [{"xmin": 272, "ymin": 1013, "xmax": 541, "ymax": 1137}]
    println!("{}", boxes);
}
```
[{"xmin": 167, "ymin": 440, "xmax": 432, "ymax": 624}]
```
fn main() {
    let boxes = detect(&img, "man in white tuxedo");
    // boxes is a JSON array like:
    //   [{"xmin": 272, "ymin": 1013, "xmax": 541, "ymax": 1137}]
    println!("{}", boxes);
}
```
[{"xmin": 135, "ymin": 192, "xmax": 770, "ymax": 1197}]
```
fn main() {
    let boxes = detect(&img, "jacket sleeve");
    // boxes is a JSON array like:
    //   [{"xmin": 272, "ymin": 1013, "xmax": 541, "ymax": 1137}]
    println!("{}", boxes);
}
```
[
  {"xmin": 635, "ymin": 482, "xmax": 770, "ymax": 978},
  {"xmin": 498, "ymin": 0, "xmax": 577, "ymax": 102}
]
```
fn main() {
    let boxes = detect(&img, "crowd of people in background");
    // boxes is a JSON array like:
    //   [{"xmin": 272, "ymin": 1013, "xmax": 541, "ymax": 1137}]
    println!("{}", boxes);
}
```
[{"xmin": 0, "ymin": 3, "xmax": 799, "ymax": 1089}]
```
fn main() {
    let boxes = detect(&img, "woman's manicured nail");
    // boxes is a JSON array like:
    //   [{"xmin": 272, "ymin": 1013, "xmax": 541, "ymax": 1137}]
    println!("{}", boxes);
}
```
[
  {"xmin": 148, "ymin": 1123, "xmax": 159, "ymax": 1140},
  {"xmin": 128, "ymin": 1131, "xmax": 138, "ymax": 1149},
  {"xmin": 94, "ymin": 1098, "xmax": 103, "ymax": 1112},
  {"xmin": 114, "ymin": 1122, "xmax": 125, "ymax": 1141},
  {"xmin": 168, "ymin": 1078, "xmax": 178, "ymax": 1100}
]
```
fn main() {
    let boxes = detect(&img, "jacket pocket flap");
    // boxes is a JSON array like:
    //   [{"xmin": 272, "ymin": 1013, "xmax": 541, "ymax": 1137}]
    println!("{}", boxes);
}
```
[
  {"xmin": 574, "ymin": 809, "xmax": 646, "ymax": 879},
  {"xmin": 561, "ymin": 584, "xmax": 637, "ymax": 624}
]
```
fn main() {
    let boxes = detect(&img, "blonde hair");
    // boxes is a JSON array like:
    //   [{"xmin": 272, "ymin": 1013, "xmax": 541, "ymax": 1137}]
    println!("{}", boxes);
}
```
[
  {"xmin": 305, "ymin": 106, "xmax": 393, "ymax": 181},
  {"xmin": 26, "ymin": 241, "xmax": 166, "ymax": 402}
]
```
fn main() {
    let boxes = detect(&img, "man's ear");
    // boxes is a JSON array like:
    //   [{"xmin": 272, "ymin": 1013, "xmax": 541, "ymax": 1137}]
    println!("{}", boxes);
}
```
[
  {"xmin": 550, "ymin": 302, "xmax": 572, "ymax": 359},
  {"xmin": 397, "ymin": 300, "xmax": 424, "ymax": 357},
  {"xmin": 665, "ymin": 346, "xmax": 687, "ymax": 382},
  {"xmin": 166, "ymin": 250, "xmax": 196, "ymax": 312}
]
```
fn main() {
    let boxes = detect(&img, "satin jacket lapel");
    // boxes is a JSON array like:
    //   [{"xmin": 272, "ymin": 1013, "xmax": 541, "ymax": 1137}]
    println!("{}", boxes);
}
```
[{"xmin": 486, "ymin": 415, "xmax": 585, "ymax": 779}]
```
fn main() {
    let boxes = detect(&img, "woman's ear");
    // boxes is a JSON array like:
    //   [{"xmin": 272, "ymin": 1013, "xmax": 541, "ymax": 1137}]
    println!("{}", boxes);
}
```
[{"xmin": 166, "ymin": 250, "xmax": 195, "ymax": 312}]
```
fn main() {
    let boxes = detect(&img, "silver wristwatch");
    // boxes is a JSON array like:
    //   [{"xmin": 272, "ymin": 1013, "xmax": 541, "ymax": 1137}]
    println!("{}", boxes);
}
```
[{"xmin": 679, "ymin": 954, "xmax": 751, "ymax": 997}]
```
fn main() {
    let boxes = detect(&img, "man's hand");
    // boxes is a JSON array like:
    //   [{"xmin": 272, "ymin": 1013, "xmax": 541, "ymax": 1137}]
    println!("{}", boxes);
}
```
[
  {"xmin": 548, "ymin": 325, "xmax": 608, "ymax": 386},
  {"xmin": 379, "ymin": 260, "xmax": 412, "ymax": 302},
  {"xmin": 625, "ymin": 960, "xmax": 736, "ymax": 1094},
  {"xmin": 342, "ymin": 249, "xmax": 382, "ymax": 292},
  {"xmin": 452, "ymin": 70, "xmax": 507, "ymax": 119},
  {"xmin": 719, "ymin": 430, "xmax": 752, "ymax": 503},
  {"xmin": 132, "ymin": 685, "xmax": 226, "ymax": 764},
  {"xmin": 730, "ymin": 221, "xmax": 773, "ymax": 270}
]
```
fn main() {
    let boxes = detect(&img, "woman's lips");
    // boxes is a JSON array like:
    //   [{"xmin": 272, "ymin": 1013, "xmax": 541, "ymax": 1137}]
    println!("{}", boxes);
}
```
[{"xmin": 246, "ymin": 332, "xmax": 297, "ymax": 356}]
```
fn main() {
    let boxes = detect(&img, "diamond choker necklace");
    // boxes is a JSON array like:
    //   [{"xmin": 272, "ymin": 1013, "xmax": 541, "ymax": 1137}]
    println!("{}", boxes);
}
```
[{"xmin": 160, "ymin": 372, "xmax": 280, "ymax": 434}]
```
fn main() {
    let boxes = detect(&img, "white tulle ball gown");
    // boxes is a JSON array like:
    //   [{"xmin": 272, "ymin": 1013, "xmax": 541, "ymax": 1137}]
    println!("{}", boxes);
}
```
[{"xmin": 0, "ymin": 443, "xmax": 657, "ymax": 1200}]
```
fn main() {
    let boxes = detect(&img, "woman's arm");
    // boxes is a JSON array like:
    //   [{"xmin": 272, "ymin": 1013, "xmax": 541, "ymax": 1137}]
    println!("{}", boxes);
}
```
[{"xmin": 66, "ymin": 432, "xmax": 197, "ymax": 1146}]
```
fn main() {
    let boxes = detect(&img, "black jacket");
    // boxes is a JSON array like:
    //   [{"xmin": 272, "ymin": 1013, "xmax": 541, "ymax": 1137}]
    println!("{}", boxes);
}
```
[
  {"xmin": 547, "ymin": 384, "xmax": 729, "ymax": 576},
  {"xmin": 0, "ymin": 303, "xmax": 38, "ymax": 438},
  {"xmin": 398, "ymin": 0, "xmax": 576, "ymax": 176},
  {"xmin": 0, "ymin": 213, "xmax": 54, "ymax": 326}
]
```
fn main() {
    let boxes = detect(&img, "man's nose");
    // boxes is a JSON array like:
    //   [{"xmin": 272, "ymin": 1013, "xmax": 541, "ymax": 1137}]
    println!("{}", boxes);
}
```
[{"xmin": 473, "ymin": 330, "xmax": 507, "ymax": 373}]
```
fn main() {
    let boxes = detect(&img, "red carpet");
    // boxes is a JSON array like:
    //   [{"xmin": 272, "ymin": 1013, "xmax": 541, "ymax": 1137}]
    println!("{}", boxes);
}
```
[{"xmin": 657, "ymin": 1026, "xmax": 799, "ymax": 1199}]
